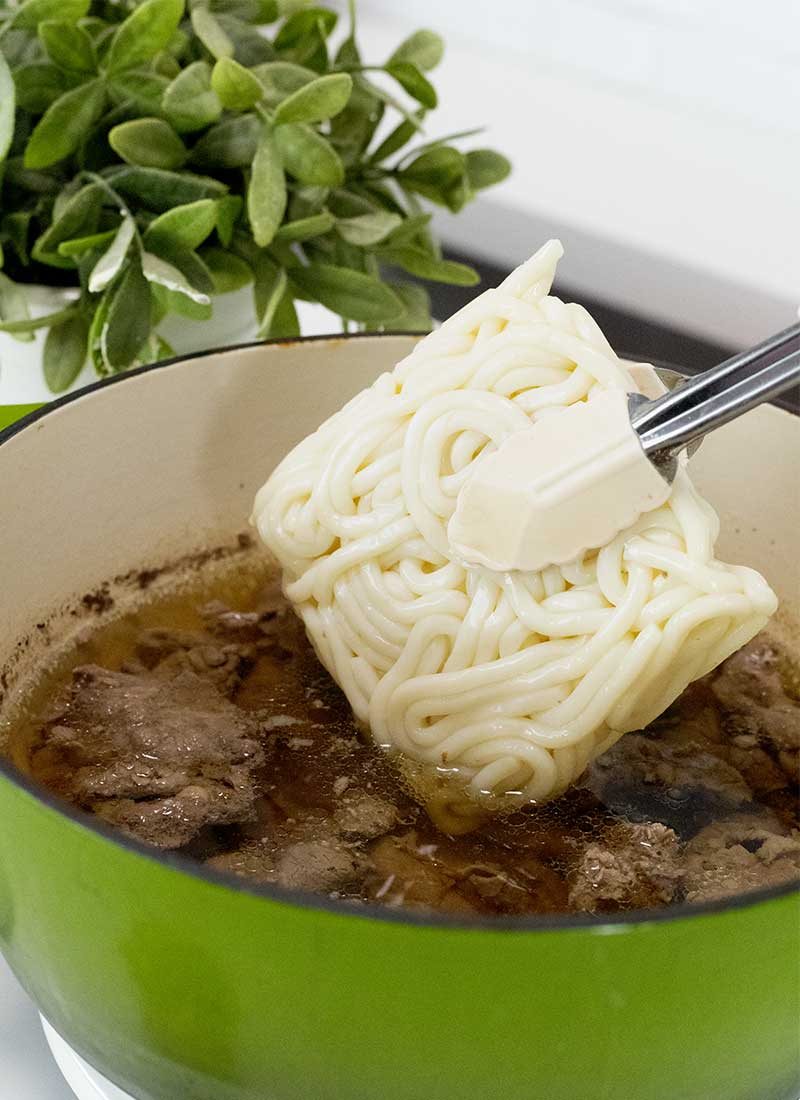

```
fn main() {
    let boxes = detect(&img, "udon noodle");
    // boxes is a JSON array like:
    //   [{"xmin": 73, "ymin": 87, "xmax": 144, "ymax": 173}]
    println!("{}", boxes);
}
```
[{"xmin": 253, "ymin": 241, "xmax": 777, "ymax": 808}]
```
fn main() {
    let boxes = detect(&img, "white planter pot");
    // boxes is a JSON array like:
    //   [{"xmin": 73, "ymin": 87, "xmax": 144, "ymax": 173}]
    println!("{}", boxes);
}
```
[{"xmin": 0, "ymin": 283, "xmax": 340, "ymax": 417}]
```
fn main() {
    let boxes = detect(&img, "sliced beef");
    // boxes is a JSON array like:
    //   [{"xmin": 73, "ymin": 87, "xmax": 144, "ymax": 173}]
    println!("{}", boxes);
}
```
[
  {"xmin": 684, "ymin": 813, "xmax": 800, "ymax": 903},
  {"xmin": 275, "ymin": 839, "xmax": 364, "ymax": 893},
  {"xmin": 568, "ymin": 821, "xmax": 683, "ymax": 913},
  {"xmin": 206, "ymin": 845, "xmax": 276, "ymax": 883},
  {"xmin": 135, "ymin": 626, "xmax": 256, "ymax": 696},
  {"xmin": 586, "ymin": 731, "xmax": 752, "ymax": 836},
  {"xmin": 710, "ymin": 637, "xmax": 800, "ymax": 783},
  {"xmin": 31, "ymin": 665, "xmax": 264, "ymax": 848},
  {"xmin": 334, "ymin": 791, "xmax": 399, "ymax": 838}
]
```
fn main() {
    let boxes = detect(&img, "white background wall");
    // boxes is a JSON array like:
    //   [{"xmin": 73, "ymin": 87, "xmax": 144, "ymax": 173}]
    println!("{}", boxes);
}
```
[{"xmin": 353, "ymin": 0, "xmax": 800, "ymax": 347}]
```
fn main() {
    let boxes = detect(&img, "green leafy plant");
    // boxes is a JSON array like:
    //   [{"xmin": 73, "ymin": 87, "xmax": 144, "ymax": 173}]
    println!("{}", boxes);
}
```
[{"xmin": 0, "ymin": 0, "xmax": 510, "ymax": 392}]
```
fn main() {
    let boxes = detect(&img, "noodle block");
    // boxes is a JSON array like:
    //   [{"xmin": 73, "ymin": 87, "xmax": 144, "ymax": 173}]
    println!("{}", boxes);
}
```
[{"xmin": 252, "ymin": 241, "xmax": 777, "ymax": 807}]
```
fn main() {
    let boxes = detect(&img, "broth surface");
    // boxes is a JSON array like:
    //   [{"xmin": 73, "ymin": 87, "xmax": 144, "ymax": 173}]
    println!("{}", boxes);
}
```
[{"xmin": 4, "ymin": 565, "xmax": 799, "ymax": 917}]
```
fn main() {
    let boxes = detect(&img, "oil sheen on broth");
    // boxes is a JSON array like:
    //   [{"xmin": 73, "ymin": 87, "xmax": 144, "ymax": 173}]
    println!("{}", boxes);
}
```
[{"xmin": 4, "ymin": 562, "xmax": 799, "ymax": 918}]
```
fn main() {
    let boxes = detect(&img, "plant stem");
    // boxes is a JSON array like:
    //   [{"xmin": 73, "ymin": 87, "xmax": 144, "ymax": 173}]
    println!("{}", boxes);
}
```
[
  {"xmin": 81, "ymin": 172, "xmax": 143, "ymax": 244},
  {"xmin": 0, "ymin": 305, "xmax": 78, "ymax": 334}
]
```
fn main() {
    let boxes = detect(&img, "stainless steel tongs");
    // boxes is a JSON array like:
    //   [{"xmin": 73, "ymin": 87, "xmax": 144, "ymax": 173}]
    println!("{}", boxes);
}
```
[
  {"xmin": 630, "ymin": 322, "xmax": 800, "ymax": 479},
  {"xmin": 449, "ymin": 321, "xmax": 800, "ymax": 573}
]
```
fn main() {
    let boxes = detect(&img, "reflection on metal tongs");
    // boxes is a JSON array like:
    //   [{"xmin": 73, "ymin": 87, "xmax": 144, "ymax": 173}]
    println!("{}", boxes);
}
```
[{"xmin": 632, "ymin": 322, "xmax": 800, "ymax": 483}]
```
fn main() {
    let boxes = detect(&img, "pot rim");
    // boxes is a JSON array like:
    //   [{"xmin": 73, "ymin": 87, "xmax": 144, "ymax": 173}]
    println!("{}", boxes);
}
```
[{"xmin": 1, "ymin": 332, "xmax": 797, "ymax": 934}]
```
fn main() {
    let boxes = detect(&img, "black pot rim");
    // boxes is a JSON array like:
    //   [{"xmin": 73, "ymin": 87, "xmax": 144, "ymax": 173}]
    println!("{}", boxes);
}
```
[{"xmin": 1, "ymin": 332, "xmax": 797, "ymax": 934}]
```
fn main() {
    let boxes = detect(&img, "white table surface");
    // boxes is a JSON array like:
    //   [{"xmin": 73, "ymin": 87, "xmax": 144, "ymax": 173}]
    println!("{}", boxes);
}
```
[{"xmin": 0, "ymin": 953, "xmax": 74, "ymax": 1099}]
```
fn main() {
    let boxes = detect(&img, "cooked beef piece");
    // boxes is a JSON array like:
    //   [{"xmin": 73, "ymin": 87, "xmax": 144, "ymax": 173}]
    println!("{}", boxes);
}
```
[
  {"xmin": 275, "ymin": 839, "xmax": 364, "ymax": 893},
  {"xmin": 684, "ymin": 813, "xmax": 800, "ymax": 903},
  {"xmin": 30, "ymin": 665, "xmax": 264, "ymax": 848},
  {"xmin": 586, "ymin": 730, "xmax": 752, "ymax": 836},
  {"xmin": 334, "ymin": 791, "xmax": 399, "ymax": 838},
  {"xmin": 206, "ymin": 844, "xmax": 277, "ymax": 883},
  {"xmin": 134, "ymin": 626, "xmax": 257, "ymax": 697},
  {"xmin": 569, "ymin": 821, "xmax": 683, "ymax": 912},
  {"xmin": 711, "ymin": 638, "xmax": 800, "ymax": 783}
]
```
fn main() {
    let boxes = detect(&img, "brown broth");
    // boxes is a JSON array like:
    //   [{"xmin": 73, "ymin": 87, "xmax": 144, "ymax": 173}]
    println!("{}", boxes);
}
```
[{"xmin": 3, "ymin": 566, "xmax": 799, "ymax": 917}]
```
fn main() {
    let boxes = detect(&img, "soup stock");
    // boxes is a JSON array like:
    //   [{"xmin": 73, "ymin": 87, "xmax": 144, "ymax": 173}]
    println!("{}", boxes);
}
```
[{"xmin": 0, "ymin": 337, "xmax": 797, "ymax": 1100}]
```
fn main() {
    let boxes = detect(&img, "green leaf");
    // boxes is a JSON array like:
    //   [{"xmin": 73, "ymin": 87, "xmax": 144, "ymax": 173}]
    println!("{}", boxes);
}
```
[
  {"xmin": 0, "ymin": 273, "xmax": 34, "ymax": 343},
  {"xmin": 138, "ymin": 331, "xmax": 174, "ymax": 365},
  {"xmin": 2, "ymin": 157, "xmax": 61, "ymax": 195},
  {"xmin": 24, "ymin": 79, "xmax": 106, "ymax": 169},
  {"xmin": 9, "ymin": 0, "xmax": 90, "ymax": 30},
  {"xmin": 385, "ymin": 61, "xmax": 437, "ymax": 109},
  {"xmin": 274, "ymin": 123, "xmax": 343, "ymax": 186},
  {"xmin": 33, "ymin": 182, "xmax": 102, "ymax": 262},
  {"xmin": 274, "ymin": 7, "xmax": 337, "ymax": 48},
  {"xmin": 214, "ymin": 195, "xmax": 242, "ymax": 246},
  {"xmin": 208, "ymin": 0, "xmax": 278, "ymax": 19},
  {"xmin": 144, "ymin": 237, "xmax": 215, "ymax": 294},
  {"xmin": 111, "ymin": 166, "xmax": 228, "ymax": 210},
  {"xmin": 387, "ymin": 30, "xmax": 444, "ymax": 72},
  {"xmin": 144, "ymin": 199, "xmax": 219, "ymax": 251},
  {"xmin": 398, "ymin": 145, "xmax": 465, "ymax": 204},
  {"xmin": 381, "ymin": 246, "xmax": 479, "ymax": 286},
  {"xmin": 211, "ymin": 56, "xmax": 264, "ymax": 109},
  {"xmin": 0, "ymin": 52, "xmax": 15, "ymax": 164},
  {"xmin": 12, "ymin": 62, "xmax": 72, "ymax": 113},
  {"xmin": 106, "ymin": 0, "xmax": 185, "ymax": 74},
  {"xmin": 335, "ymin": 210, "xmax": 401, "ymax": 247},
  {"xmin": 275, "ymin": 211, "xmax": 334, "ymax": 242},
  {"xmin": 213, "ymin": 12, "xmax": 275, "ymax": 65},
  {"xmin": 382, "ymin": 211, "xmax": 431, "ymax": 248},
  {"xmin": 465, "ymin": 148, "xmax": 512, "ymax": 190},
  {"xmin": 191, "ymin": 5, "xmax": 234, "ymax": 59},
  {"xmin": 268, "ymin": 287, "xmax": 299, "ymax": 338},
  {"xmin": 102, "ymin": 258, "xmax": 153, "ymax": 370},
  {"xmin": 87, "ymin": 288, "xmax": 111, "ymax": 373},
  {"xmin": 368, "ymin": 112, "xmax": 421, "ymax": 164},
  {"xmin": 200, "ymin": 246, "xmax": 253, "ymax": 293},
  {"xmin": 151, "ymin": 280, "xmax": 213, "ymax": 321},
  {"xmin": 141, "ymin": 250, "xmax": 211, "ymax": 303},
  {"xmin": 250, "ymin": 60, "xmax": 315, "ymax": 107},
  {"xmin": 252, "ymin": 251, "xmax": 286, "ymax": 336},
  {"xmin": 88, "ymin": 216, "xmax": 136, "ymax": 293},
  {"xmin": 287, "ymin": 184, "xmax": 328, "ymax": 220},
  {"xmin": 389, "ymin": 281, "xmax": 431, "ymax": 331},
  {"xmin": 3, "ymin": 211, "xmax": 33, "ymax": 264},
  {"xmin": 39, "ymin": 20, "xmax": 96, "ymax": 72},
  {"xmin": 248, "ymin": 123, "xmax": 286, "ymax": 247},
  {"xmin": 152, "ymin": 51, "xmax": 181, "ymax": 79},
  {"xmin": 328, "ymin": 75, "xmax": 383, "ymax": 166},
  {"xmin": 108, "ymin": 69, "xmax": 170, "ymax": 113},
  {"xmin": 57, "ymin": 229, "xmax": 117, "ymax": 258},
  {"xmin": 289, "ymin": 263, "xmax": 403, "ymax": 323},
  {"xmin": 43, "ymin": 311, "xmax": 89, "ymax": 392},
  {"xmin": 272, "ymin": 71, "xmax": 351, "ymax": 126},
  {"xmin": 162, "ymin": 61, "xmax": 223, "ymax": 132},
  {"xmin": 190, "ymin": 114, "xmax": 259, "ymax": 168},
  {"xmin": 109, "ymin": 117, "xmax": 188, "ymax": 169}
]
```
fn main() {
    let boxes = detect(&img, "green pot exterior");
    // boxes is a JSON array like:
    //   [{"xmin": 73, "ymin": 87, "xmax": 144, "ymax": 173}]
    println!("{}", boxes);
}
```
[{"xmin": 0, "ymin": 775, "xmax": 797, "ymax": 1100}]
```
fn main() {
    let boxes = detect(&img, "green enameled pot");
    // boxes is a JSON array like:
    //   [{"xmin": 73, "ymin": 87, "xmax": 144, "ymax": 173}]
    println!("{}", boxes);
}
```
[{"xmin": 0, "ymin": 336, "xmax": 797, "ymax": 1100}]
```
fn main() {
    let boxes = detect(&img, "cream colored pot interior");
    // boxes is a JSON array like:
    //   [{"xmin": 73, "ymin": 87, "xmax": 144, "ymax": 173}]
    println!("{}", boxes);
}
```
[{"xmin": 0, "ymin": 336, "xmax": 798, "ymax": 705}]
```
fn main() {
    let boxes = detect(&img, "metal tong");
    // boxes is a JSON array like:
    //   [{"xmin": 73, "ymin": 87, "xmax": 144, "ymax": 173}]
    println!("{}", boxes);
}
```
[{"xmin": 629, "ymin": 322, "xmax": 800, "ymax": 480}]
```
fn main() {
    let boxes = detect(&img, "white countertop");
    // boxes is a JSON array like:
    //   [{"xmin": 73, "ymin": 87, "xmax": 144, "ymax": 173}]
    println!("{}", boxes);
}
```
[{"xmin": 0, "ymin": 954, "xmax": 74, "ymax": 1099}]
